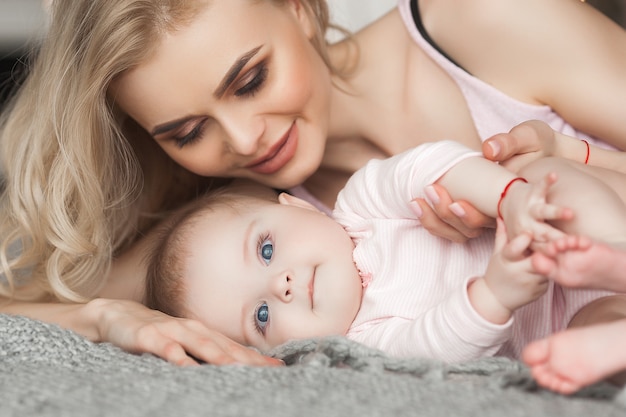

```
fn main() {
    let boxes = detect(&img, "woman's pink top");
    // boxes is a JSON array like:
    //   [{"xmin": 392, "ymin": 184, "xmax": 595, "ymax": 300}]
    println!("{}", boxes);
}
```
[{"xmin": 289, "ymin": 0, "xmax": 613, "ymax": 214}]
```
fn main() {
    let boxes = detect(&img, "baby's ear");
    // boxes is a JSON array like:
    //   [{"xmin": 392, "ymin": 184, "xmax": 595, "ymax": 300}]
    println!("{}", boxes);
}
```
[{"xmin": 278, "ymin": 193, "xmax": 321, "ymax": 213}]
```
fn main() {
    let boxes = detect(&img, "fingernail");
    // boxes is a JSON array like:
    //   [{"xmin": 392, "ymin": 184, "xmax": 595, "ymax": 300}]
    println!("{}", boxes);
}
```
[
  {"xmin": 424, "ymin": 186, "xmax": 440, "ymax": 205},
  {"xmin": 266, "ymin": 359, "xmax": 285, "ymax": 367},
  {"xmin": 409, "ymin": 200, "xmax": 423, "ymax": 218},
  {"xmin": 487, "ymin": 141, "xmax": 501, "ymax": 158},
  {"xmin": 449, "ymin": 202, "xmax": 466, "ymax": 218}
]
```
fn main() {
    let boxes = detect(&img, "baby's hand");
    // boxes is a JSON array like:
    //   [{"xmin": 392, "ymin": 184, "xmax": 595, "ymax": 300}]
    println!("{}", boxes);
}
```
[
  {"xmin": 468, "ymin": 219, "xmax": 549, "ymax": 324},
  {"xmin": 499, "ymin": 172, "xmax": 573, "ymax": 245}
]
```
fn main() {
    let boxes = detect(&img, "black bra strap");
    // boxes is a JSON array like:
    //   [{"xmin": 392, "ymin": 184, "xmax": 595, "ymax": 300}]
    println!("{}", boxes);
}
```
[{"xmin": 410, "ymin": 0, "xmax": 468, "ymax": 73}]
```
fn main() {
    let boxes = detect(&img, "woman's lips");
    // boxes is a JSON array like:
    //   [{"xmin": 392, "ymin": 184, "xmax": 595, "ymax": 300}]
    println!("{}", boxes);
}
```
[{"xmin": 245, "ymin": 122, "xmax": 298, "ymax": 175}]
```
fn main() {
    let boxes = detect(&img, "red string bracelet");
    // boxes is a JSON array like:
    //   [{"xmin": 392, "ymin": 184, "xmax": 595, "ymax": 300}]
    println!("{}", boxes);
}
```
[
  {"xmin": 497, "ymin": 177, "xmax": 528, "ymax": 219},
  {"xmin": 582, "ymin": 140, "xmax": 590, "ymax": 164}
]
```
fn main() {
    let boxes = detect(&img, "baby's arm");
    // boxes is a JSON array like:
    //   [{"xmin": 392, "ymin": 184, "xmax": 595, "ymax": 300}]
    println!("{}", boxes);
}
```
[
  {"xmin": 351, "ymin": 221, "xmax": 548, "ymax": 361},
  {"xmin": 349, "ymin": 223, "xmax": 541, "ymax": 362},
  {"xmin": 339, "ymin": 139, "xmax": 572, "ymax": 241},
  {"xmin": 468, "ymin": 220, "xmax": 549, "ymax": 325},
  {"xmin": 435, "ymin": 155, "xmax": 571, "ymax": 242}
]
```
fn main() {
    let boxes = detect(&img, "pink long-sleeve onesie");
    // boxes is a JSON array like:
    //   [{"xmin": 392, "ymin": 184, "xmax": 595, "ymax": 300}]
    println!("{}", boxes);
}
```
[{"xmin": 333, "ymin": 141, "xmax": 612, "ymax": 363}]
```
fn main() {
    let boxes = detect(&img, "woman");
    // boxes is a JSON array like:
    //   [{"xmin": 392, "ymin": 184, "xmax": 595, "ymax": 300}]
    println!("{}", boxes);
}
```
[{"xmin": 1, "ymin": 0, "xmax": 625, "ymax": 365}]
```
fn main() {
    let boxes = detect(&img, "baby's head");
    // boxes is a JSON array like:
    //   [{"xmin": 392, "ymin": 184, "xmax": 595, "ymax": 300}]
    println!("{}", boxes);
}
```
[{"xmin": 145, "ymin": 183, "xmax": 362, "ymax": 351}]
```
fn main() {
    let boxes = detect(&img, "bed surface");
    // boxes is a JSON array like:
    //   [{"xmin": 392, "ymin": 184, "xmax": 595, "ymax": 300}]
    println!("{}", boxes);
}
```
[{"xmin": 1, "ymin": 313, "xmax": 624, "ymax": 417}]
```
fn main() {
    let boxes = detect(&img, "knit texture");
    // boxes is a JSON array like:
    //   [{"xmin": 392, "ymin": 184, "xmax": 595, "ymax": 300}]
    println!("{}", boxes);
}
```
[{"xmin": 0, "ymin": 314, "xmax": 624, "ymax": 416}]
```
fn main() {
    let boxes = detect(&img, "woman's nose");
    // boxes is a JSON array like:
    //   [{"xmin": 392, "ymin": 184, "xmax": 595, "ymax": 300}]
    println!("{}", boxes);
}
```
[
  {"xmin": 219, "ymin": 112, "xmax": 265, "ymax": 156},
  {"xmin": 269, "ymin": 273, "xmax": 294, "ymax": 303}
]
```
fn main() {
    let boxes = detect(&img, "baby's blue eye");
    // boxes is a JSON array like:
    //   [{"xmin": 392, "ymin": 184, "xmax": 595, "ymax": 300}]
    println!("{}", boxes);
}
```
[
  {"xmin": 260, "ymin": 240, "xmax": 273, "ymax": 265},
  {"xmin": 255, "ymin": 303, "xmax": 269, "ymax": 334}
]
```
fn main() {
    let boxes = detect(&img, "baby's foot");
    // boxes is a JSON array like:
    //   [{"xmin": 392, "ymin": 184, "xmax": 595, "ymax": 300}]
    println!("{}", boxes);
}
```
[
  {"xmin": 522, "ymin": 320, "xmax": 626, "ymax": 395},
  {"xmin": 531, "ymin": 236, "xmax": 626, "ymax": 292}
]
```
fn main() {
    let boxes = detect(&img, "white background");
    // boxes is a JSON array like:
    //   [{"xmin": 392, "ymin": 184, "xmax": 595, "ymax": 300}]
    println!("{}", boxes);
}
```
[{"xmin": 328, "ymin": 0, "xmax": 397, "ymax": 33}]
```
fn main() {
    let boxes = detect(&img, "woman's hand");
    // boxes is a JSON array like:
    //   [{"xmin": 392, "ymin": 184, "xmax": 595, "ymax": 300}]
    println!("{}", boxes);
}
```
[
  {"xmin": 483, "ymin": 120, "xmax": 557, "ymax": 174},
  {"xmin": 413, "ymin": 120, "xmax": 559, "ymax": 243},
  {"xmin": 411, "ymin": 184, "xmax": 495, "ymax": 243},
  {"xmin": 88, "ymin": 298, "xmax": 283, "ymax": 367}
]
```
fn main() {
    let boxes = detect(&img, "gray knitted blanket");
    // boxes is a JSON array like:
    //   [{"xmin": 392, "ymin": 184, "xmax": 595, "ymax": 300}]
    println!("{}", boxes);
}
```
[{"xmin": 1, "ymin": 314, "xmax": 624, "ymax": 417}]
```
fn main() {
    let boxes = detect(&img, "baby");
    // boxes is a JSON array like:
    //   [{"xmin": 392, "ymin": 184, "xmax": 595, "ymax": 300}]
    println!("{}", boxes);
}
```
[{"xmin": 145, "ymin": 135, "xmax": 626, "ymax": 365}]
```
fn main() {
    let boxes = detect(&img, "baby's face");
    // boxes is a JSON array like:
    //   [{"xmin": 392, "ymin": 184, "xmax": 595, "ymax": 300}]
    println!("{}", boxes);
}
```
[{"xmin": 183, "ymin": 196, "xmax": 363, "ymax": 351}]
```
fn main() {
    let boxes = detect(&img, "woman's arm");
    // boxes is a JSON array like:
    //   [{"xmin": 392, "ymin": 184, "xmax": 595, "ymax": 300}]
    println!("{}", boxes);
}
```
[
  {"xmin": 484, "ymin": 121, "xmax": 626, "ymax": 175},
  {"xmin": 0, "ymin": 297, "xmax": 282, "ymax": 366},
  {"xmin": 412, "ymin": 0, "xmax": 626, "ymax": 241},
  {"xmin": 2, "ymin": 209, "xmax": 282, "ymax": 367},
  {"xmin": 99, "ymin": 227, "xmax": 153, "ymax": 303},
  {"xmin": 0, "ymin": 299, "xmax": 101, "ymax": 341},
  {"xmin": 424, "ymin": 0, "xmax": 626, "ymax": 149},
  {"xmin": 415, "ymin": 118, "xmax": 626, "ymax": 242}
]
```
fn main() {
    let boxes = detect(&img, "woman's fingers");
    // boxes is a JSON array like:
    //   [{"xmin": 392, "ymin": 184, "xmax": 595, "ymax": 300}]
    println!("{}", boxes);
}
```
[
  {"xmin": 412, "ymin": 184, "xmax": 494, "ymax": 243},
  {"xmin": 452, "ymin": 200, "xmax": 497, "ymax": 232},
  {"xmin": 483, "ymin": 121, "xmax": 557, "ymax": 173},
  {"xmin": 483, "ymin": 120, "xmax": 554, "ymax": 162},
  {"xmin": 412, "ymin": 198, "xmax": 472, "ymax": 243},
  {"xmin": 179, "ymin": 322, "xmax": 283, "ymax": 366},
  {"xmin": 158, "ymin": 319, "xmax": 283, "ymax": 366},
  {"xmin": 97, "ymin": 300, "xmax": 283, "ymax": 367}
]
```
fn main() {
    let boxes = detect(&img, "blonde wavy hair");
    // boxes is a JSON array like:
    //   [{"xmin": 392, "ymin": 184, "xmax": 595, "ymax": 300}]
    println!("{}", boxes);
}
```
[{"xmin": 0, "ymin": 0, "xmax": 338, "ymax": 303}]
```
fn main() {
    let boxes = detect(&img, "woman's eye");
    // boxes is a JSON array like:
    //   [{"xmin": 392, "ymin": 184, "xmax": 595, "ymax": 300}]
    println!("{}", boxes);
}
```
[
  {"xmin": 173, "ymin": 118, "xmax": 208, "ymax": 148},
  {"xmin": 254, "ymin": 302, "xmax": 270, "ymax": 335},
  {"xmin": 234, "ymin": 62, "xmax": 268, "ymax": 97},
  {"xmin": 259, "ymin": 239, "xmax": 273, "ymax": 265}
]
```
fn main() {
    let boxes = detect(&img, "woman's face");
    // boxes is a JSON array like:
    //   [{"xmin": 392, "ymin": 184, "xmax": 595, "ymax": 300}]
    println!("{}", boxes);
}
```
[{"xmin": 113, "ymin": 0, "xmax": 332, "ymax": 189}]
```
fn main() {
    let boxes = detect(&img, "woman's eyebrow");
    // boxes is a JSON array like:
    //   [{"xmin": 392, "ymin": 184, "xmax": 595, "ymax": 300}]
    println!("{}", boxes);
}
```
[
  {"xmin": 150, "ymin": 45, "xmax": 264, "ymax": 136},
  {"xmin": 213, "ymin": 45, "xmax": 263, "ymax": 99},
  {"xmin": 151, "ymin": 116, "xmax": 195, "ymax": 137}
]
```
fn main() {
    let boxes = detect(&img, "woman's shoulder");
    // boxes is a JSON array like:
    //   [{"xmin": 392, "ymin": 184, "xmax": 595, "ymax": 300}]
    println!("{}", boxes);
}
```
[
  {"xmin": 419, "ymin": 0, "xmax": 548, "ymax": 53},
  {"xmin": 420, "ymin": 0, "xmax": 613, "ymax": 60},
  {"xmin": 419, "ymin": 0, "xmax": 615, "ymax": 103}
]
